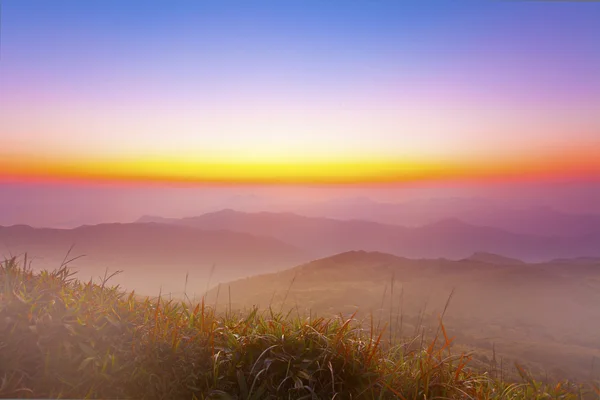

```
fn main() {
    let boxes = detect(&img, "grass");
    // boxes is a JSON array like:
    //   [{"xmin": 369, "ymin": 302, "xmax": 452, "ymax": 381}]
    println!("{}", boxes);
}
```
[{"xmin": 1, "ymin": 256, "xmax": 599, "ymax": 399}]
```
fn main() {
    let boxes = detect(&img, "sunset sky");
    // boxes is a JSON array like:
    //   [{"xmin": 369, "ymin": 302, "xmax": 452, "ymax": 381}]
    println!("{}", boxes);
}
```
[{"xmin": 2, "ymin": 0, "xmax": 600, "ymax": 185}]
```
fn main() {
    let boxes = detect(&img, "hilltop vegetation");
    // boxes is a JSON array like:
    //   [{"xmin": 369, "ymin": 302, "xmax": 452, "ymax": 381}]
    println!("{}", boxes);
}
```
[
  {"xmin": 206, "ymin": 251, "xmax": 600, "ymax": 381},
  {"xmin": 1, "ymin": 256, "xmax": 598, "ymax": 399}
]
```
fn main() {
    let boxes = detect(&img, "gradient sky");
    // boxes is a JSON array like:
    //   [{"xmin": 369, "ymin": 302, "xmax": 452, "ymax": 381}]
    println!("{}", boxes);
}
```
[{"xmin": 1, "ymin": 0, "xmax": 600, "ymax": 184}]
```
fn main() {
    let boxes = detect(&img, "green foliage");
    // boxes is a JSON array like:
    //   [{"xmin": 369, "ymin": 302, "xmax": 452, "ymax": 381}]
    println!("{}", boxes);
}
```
[{"xmin": 0, "ymin": 256, "xmax": 597, "ymax": 399}]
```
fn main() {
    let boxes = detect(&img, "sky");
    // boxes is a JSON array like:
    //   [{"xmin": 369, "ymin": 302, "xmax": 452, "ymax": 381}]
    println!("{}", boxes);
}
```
[
  {"xmin": 1, "ymin": 0, "xmax": 600, "ymax": 186},
  {"xmin": 1, "ymin": 0, "xmax": 600, "ymax": 226}
]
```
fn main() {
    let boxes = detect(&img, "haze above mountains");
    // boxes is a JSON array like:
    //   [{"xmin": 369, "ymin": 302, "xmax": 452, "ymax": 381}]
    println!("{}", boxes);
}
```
[{"xmin": 3, "ymin": 183, "xmax": 600, "ymax": 230}]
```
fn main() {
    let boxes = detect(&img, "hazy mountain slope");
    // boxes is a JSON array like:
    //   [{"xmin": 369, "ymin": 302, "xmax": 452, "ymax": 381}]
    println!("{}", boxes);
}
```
[
  {"xmin": 206, "ymin": 251, "xmax": 600, "ymax": 380},
  {"xmin": 292, "ymin": 197, "xmax": 600, "ymax": 237},
  {"xmin": 137, "ymin": 210, "xmax": 600, "ymax": 261},
  {"xmin": 0, "ymin": 223, "xmax": 311, "ymax": 296}
]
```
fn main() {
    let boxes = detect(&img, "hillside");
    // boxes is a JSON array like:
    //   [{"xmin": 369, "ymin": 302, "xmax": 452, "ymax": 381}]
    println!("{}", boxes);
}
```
[
  {"xmin": 0, "ymin": 256, "xmax": 594, "ymax": 399},
  {"xmin": 137, "ymin": 209, "xmax": 600, "ymax": 261},
  {"xmin": 0, "ymin": 223, "xmax": 311, "ymax": 296},
  {"xmin": 206, "ymin": 251, "xmax": 600, "ymax": 380}
]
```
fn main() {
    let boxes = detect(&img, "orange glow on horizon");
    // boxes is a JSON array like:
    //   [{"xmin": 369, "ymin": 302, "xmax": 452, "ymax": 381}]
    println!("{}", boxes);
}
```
[{"xmin": 2, "ymin": 145, "xmax": 600, "ymax": 186}]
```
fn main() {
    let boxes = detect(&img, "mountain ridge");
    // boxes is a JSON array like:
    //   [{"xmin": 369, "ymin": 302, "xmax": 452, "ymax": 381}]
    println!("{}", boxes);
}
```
[
  {"xmin": 292, "ymin": 197, "xmax": 600, "ymax": 237},
  {"xmin": 135, "ymin": 209, "xmax": 600, "ymax": 262}
]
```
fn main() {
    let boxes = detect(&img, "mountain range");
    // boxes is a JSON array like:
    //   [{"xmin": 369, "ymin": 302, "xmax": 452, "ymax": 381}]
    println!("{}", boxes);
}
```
[
  {"xmin": 137, "ymin": 209, "xmax": 600, "ymax": 261},
  {"xmin": 292, "ymin": 197, "xmax": 600, "ymax": 237}
]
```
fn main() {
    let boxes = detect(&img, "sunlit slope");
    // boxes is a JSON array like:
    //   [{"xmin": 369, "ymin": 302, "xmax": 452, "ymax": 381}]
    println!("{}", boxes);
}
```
[
  {"xmin": 2, "ymin": 256, "xmax": 593, "ymax": 399},
  {"xmin": 206, "ymin": 251, "xmax": 600, "ymax": 380}
]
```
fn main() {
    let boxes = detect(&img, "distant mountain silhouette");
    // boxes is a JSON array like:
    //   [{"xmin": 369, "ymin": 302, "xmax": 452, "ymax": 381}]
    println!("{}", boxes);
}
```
[
  {"xmin": 547, "ymin": 257, "xmax": 600, "ymax": 265},
  {"xmin": 291, "ymin": 197, "xmax": 600, "ymax": 237},
  {"xmin": 462, "ymin": 252, "xmax": 525, "ymax": 265},
  {"xmin": 0, "ymin": 223, "xmax": 311, "ymax": 296},
  {"xmin": 137, "ymin": 210, "xmax": 600, "ymax": 262}
]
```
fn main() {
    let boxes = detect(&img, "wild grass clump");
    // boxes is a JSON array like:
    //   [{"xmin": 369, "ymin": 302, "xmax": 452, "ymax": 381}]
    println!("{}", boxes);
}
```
[{"xmin": 0, "ymin": 256, "xmax": 598, "ymax": 399}]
